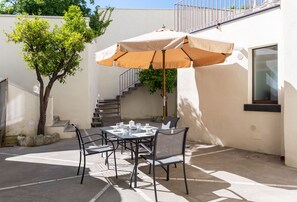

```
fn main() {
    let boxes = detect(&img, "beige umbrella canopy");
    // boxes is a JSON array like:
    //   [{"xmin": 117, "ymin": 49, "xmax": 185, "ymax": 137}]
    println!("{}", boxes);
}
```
[{"xmin": 96, "ymin": 28, "xmax": 234, "ymax": 118}]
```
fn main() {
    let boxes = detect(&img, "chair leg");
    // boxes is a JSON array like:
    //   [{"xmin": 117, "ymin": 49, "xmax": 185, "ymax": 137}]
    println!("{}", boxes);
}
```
[
  {"xmin": 129, "ymin": 165, "xmax": 135, "ymax": 188},
  {"xmin": 101, "ymin": 138, "xmax": 104, "ymax": 157},
  {"xmin": 182, "ymin": 161, "xmax": 189, "ymax": 194},
  {"xmin": 153, "ymin": 164, "xmax": 158, "ymax": 202},
  {"xmin": 81, "ymin": 155, "xmax": 86, "ymax": 184},
  {"xmin": 130, "ymin": 142, "xmax": 134, "ymax": 160},
  {"xmin": 174, "ymin": 163, "xmax": 177, "ymax": 168},
  {"xmin": 105, "ymin": 152, "xmax": 110, "ymax": 169},
  {"xmin": 77, "ymin": 151, "xmax": 82, "ymax": 175},
  {"xmin": 121, "ymin": 140, "xmax": 124, "ymax": 154},
  {"xmin": 113, "ymin": 150, "xmax": 118, "ymax": 178},
  {"xmin": 166, "ymin": 165, "xmax": 170, "ymax": 181},
  {"xmin": 148, "ymin": 164, "xmax": 151, "ymax": 174}
]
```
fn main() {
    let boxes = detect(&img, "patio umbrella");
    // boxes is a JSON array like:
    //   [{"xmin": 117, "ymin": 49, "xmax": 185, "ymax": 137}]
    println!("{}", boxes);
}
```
[{"xmin": 96, "ymin": 28, "xmax": 234, "ymax": 118}]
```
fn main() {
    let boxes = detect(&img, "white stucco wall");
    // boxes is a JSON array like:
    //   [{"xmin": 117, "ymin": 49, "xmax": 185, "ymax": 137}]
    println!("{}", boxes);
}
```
[
  {"xmin": 0, "ymin": 16, "xmax": 34, "ymax": 88},
  {"xmin": 121, "ymin": 86, "xmax": 177, "ymax": 119},
  {"xmin": 283, "ymin": 1, "xmax": 297, "ymax": 167},
  {"xmin": 0, "ymin": 15, "xmax": 97, "ymax": 129},
  {"xmin": 6, "ymin": 82, "xmax": 53, "ymax": 136},
  {"xmin": 178, "ymin": 8, "xmax": 282, "ymax": 155},
  {"xmin": 0, "ymin": 15, "xmax": 63, "ymax": 92}
]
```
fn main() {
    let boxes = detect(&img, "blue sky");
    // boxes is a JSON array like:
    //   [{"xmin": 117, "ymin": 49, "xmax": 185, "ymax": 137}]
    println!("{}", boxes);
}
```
[{"xmin": 90, "ymin": 0, "xmax": 175, "ymax": 9}]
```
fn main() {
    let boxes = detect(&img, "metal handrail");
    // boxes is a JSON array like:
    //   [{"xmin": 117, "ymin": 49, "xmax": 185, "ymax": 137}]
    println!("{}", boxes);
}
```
[
  {"xmin": 119, "ymin": 68, "xmax": 141, "ymax": 95},
  {"xmin": 174, "ymin": 0, "xmax": 281, "ymax": 33}
]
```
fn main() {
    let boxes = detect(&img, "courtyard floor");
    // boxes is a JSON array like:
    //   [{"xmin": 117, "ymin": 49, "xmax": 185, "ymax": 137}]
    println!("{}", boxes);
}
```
[{"xmin": 0, "ymin": 131, "xmax": 297, "ymax": 202}]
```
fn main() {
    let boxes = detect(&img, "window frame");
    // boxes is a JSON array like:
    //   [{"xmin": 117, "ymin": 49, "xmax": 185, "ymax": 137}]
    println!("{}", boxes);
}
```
[{"xmin": 252, "ymin": 45, "xmax": 278, "ymax": 104}]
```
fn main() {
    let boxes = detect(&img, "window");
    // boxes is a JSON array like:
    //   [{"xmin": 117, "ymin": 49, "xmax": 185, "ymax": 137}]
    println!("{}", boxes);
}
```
[{"xmin": 252, "ymin": 45, "xmax": 278, "ymax": 104}]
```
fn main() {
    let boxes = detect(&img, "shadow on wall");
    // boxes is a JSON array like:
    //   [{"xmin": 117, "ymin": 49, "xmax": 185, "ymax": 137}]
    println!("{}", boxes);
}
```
[
  {"xmin": 179, "ymin": 62, "xmax": 248, "ymax": 147},
  {"xmin": 178, "ymin": 97, "xmax": 223, "ymax": 145},
  {"xmin": 283, "ymin": 81, "xmax": 297, "ymax": 163}
]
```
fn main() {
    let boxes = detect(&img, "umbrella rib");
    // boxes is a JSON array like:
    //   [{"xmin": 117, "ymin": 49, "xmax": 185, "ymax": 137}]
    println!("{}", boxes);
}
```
[
  {"xmin": 114, "ymin": 52, "xmax": 128, "ymax": 61},
  {"xmin": 181, "ymin": 47, "xmax": 194, "ymax": 61},
  {"xmin": 150, "ymin": 51, "xmax": 157, "ymax": 65}
]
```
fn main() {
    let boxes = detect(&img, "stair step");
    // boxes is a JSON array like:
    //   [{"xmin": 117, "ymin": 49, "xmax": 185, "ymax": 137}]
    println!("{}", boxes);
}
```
[
  {"xmin": 98, "ymin": 99, "xmax": 119, "ymax": 103},
  {"xmin": 96, "ymin": 102, "xmax": 120, "ymax": 106},
  {"xmin": 52, "ymin": 120, "xmax": 69, "ymax": 127},
  {"xmin": 94, "ymin": 109, "xmax": 120, "ymax": 115},
  {"xmin": 91, "ymin": 122, "xmax": 102, "ymax": 127},
  {"xmin": 96, "ymin": 106, "xmax": 120, "ymax": 110},
  {"xmin": 64, "ymin": 124, "xmax": 75, "ymax": 132},
  {"xmin": 92, "ymin": 117, "xmax": 101, "ymax": 121},
  {"xmin": 94, "ymin": 111, "xmax": 120, "ymax": 115},
  {"xmin": 129, "ymin": 87, "xmax": 137, "ymax": 91}
]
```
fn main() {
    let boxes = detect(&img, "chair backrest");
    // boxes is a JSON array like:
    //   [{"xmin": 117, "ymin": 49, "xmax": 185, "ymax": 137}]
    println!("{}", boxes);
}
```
[
  {"xmin": 72, "ymin": 124, "xmax": 85, "ymax": 152},
  {"xmin": 153, "ymin": 127, "xmax": 189, "ymax": 160},
  {"xmin": 101, "ymin": 116, "xmax": 121, "ymax": 127},
  {"xmin": 162, "ymin": 116, "xmax": 180, "ymax": 129}
]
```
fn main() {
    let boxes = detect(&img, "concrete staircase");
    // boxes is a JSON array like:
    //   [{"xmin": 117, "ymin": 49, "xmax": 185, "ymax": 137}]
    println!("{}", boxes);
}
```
[
  {"xmin": 91, "ymin": 68, "xmax": 142, "ymax": 128},
  {"xmin": 91, "ymin": 83, "xmax": 142, "ymax": 127},
  {"xmin": 47, "ymin": 116, "xmax": 76, "ymax": 139},
  {"xmin": 91, "ymin": 99, "xmax": 121, "ymax": 127}
]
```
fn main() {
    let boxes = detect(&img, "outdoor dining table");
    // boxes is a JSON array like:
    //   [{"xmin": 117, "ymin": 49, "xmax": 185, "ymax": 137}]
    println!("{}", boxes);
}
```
[{"xmin": 99, "ymin": 125, "xmax": 157, "ymax": 188}]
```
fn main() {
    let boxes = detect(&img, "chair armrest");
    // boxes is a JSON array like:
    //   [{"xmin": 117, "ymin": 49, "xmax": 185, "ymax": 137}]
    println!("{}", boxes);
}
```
[
  {"xmin": 82, "ymin": 133, "xmax": 101, "ymax": 138},
  {"xmin": 139, "ymin": 143, "xmax": 152, "ymax": 154},
  {"xmin": 82, "ymin": 138, "xmax": 103, "ymax": 145}
]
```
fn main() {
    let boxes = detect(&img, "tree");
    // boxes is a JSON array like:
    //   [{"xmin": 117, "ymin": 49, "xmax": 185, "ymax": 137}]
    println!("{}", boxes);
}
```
[
  {"xmin": 5, "ymin": 5, "xmax": 111, "ymax": 135},
  {"xmin": 0, "ymin": 0, "xmax": 114, "ymax": 39},
  {"xmin": 0, "ymin": 0, "xmax": 92, "ymax": 16},
  {"xmin": 138, "ymin": 65, "xmax": 177, "ymax": 94}
]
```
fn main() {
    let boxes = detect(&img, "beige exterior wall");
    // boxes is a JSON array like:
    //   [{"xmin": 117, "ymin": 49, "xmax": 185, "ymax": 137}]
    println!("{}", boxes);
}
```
[
  {"xmin": 178, "ymin": 8, "xmax": 282, "ymax": 155},
  {"xmin": 0, "ymin": 15, "xmax": 100, "ymax": 129},
  {"xmin": 283, "ymin": 1, "xmax": 297, "ymax": 167},
  {"xmin": 6, "ymin": 82, "xmax": 53, "ymax": 136},
  {"xmin": 121, "ymin": 86, "xmax": 177, "ymax": 119}
]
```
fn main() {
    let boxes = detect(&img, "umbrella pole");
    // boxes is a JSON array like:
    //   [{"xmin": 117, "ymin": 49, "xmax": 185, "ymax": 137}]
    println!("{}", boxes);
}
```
[{"xmin": 162, "ymin": 50, "xmax": 167, "ymax": 119}]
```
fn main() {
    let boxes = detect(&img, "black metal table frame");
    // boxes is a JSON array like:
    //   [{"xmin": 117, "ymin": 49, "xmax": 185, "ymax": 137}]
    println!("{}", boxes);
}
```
[{"xmin": 99, "ymin": 126, "xmax": 156, "ymax": 188}]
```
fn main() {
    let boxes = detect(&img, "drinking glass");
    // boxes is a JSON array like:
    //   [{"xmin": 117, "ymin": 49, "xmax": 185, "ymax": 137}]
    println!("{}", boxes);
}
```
[
  {"xmin": 136, "ymin": 123, "xmax": 141, "ymax": 131},
  {"xmin": 116, "ymin": 123, "xmax": 120, "ymax": 129}
]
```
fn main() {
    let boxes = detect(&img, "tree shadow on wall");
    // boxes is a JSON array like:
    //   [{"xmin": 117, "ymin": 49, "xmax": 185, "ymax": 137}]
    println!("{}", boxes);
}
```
[
  {"xmin": 178, "ymin": 62, "xmax": 248, "ymax": 146},
  {"xmin": 178, "ymin": 97, "xmax": 224, "ymax": 145}
]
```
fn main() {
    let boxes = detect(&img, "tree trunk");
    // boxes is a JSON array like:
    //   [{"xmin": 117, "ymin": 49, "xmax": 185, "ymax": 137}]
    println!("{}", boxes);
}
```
[
  {"xmin": 37, "ymin": 80, "xmax": 55, "ymax": 135},
  {"xmin": 37, "ymin": 98, "xmax": 46, "ymax": 135}
]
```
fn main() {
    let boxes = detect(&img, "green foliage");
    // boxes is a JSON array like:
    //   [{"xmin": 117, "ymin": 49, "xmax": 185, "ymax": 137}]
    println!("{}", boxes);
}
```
[
  {"xmin": 0, "ymin": 0, "xmax": 113, "ymax": 38},
  {"xmin": 89, "ymin": 6, "xmax": 114, "ymax": 37},
  {"xmin": 5, "ymin": 6, "xmax": 91, "ymax": 83},
  {"xmin": 0, "ymin": 0, "xmax": 91, "ymax": 16},
  {"xmin": 139, "ymin": 65, "xmax": 177, "ymax": 94}
]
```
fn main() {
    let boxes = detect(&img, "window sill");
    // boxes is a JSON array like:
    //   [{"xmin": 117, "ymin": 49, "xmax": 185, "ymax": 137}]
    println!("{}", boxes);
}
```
[{"xmin": 243, "ymin": 104, "xmax": 281, "ymax": 112}]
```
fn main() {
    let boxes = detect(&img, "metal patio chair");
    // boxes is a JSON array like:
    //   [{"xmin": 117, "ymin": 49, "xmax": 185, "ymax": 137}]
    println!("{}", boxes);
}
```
[
  {"xmin": 140, "ymin": 127, "xmax": 189, "ymax": 201},
  {"xmin": 72, "ymin": 124, "xmax": 118, "ymax": 184},
  {"xmin": 161, "ymin": 116, "xmax": 180, "ymax": 129}
]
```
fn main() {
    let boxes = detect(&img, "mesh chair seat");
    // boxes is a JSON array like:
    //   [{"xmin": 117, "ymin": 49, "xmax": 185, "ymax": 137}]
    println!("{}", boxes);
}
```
[
  {"xmin": 85, "ymin": 145, "xmax": 114, "ymax": 155},
  {"xmin": 139, "ymin": 127, "xmax": 189, "ymax": 202},
  {"xmin": 142, "ymin": 155, "xmax": 183, "ymax": 166}
]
